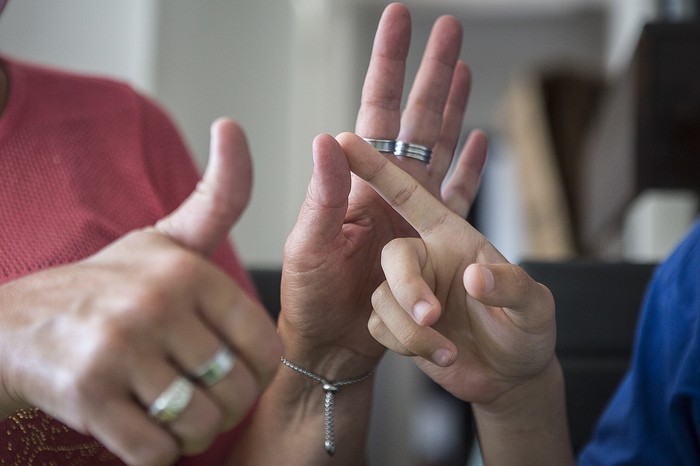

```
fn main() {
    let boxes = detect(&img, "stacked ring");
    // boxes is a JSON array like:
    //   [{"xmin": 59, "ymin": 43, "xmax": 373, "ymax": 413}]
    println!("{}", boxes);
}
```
[
  {"xmin": 394, "ymin": 141, "xmax": 432, "ymax": 164},
  {"xmin": 363, "ymin": 138, "xmax": 396, "ymax": 153},
  {"xmin": 148, "ymin": 376, "xmax": 194, "ymax": 424},
  {"xmin": 192, "ymin": 346, "xmax": 236, "ymax": 387}
]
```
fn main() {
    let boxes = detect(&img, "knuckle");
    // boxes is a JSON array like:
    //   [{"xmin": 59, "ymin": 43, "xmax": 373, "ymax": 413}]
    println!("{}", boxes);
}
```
[
  {"xmin": 420, "ymin": 211, "xmax": 450, "ymax": 237},
  {"xmin": 396, "ymin": 325, "xmax": 421, "ymax": 350},
  {"xmin": 69, "ymin": 321, "xmax": 123, "ymax": 368},
  {"xmin": 155, "ymin": 249, "xmax": 201, "ymax": 282},
  {"xmin": 360, "ymin": 95, "xmax": 401, "ymax": 112},
  {"xmin": 114, "ymin": 283, "xmax": 178, "ymax": 328},
  {"xmin": 510, "ymin": 265, "xmax": 534, "ymax": 296},
  {"xmin": 371, "ymin": 284, "xmax": 391, "ymax": 310},
  {"xmin": 391, "ymin": 182, "xmax": 418, "ymax": 209},
  {"xmin": 382, "ymin": 238, "xmax": 405, "ymax": 258},
  {"xmin": 129, "ymin": 294, "xmax": 165, "ymax": 322},
  {"xmin": 367, "ymin": 314, "xmax": 413, "ymax": 357},
  {"xmin": 68, "ymin": 338, "xmax": 125, "ymax": 401},
  {"xmin": 391, "ymin": 273, "xmax": 415, "ymax": 295},
  {"xmin": 367, "ymin": 312, "xmax": 386, "ymax": 339},
  {"xmin": 367, "ymin": 318, "xmax": 391, "ymax": 351},
  {"xmin": 64, "ymin": 376, "xmax": 104, "ymax": 414},
  {"xmin": 110, "ymin": 279, "xmax": 168, "ymax": 316}
]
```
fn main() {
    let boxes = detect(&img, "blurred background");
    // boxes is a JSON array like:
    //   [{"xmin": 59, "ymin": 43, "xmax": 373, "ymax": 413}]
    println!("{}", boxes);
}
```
[{"xmin": 1, "ymin": 1, "xmax": 698, "ymax": 464}]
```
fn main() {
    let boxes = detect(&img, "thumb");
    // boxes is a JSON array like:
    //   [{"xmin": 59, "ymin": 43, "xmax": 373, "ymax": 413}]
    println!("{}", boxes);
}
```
[
  {"xmin": 155, "ymin": 117, "xmax": 253, "ymax": 255},
  {"xmin": 287, "ymin": 134, "xmax": 351, "ymax": 250},
  {"xmin": 463, "ymin": 263, "xmax": 554, "ymax": 326}
]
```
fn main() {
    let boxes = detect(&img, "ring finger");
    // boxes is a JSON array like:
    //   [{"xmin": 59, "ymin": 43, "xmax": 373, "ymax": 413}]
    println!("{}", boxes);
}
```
[
  {"xmin": 163, "ymin": 312, "xmax": 259, "ymax": 430},
  {"xmin": 134, "ymin": 357, "xmax": 221, "ymax": 455},
  {"xmin": 396, "ymin": 15, "xmax": 463, "ymax": 173}
]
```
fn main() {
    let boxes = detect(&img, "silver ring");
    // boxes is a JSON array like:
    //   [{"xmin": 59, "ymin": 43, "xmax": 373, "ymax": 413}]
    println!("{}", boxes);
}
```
[
  {"xmin": 192, "ymin": 346, "xmax": 236, "ymax": 386},
  {"xmin": 363, "ymin": 138, "xmax": 396, "ymax": 153},
  {"xmin": 394, "ymin": 141, "xmax": 432, "ymax": 164},
  {"xmin": 148, "ymin": 376, "xmax": 194, "ymax": 424}
]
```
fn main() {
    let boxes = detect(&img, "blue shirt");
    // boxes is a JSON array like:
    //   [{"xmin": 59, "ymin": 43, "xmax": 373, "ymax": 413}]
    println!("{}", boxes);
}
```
[{"xmin": 579, "ymin": 218, "xmax": 700, "ymax": 465}]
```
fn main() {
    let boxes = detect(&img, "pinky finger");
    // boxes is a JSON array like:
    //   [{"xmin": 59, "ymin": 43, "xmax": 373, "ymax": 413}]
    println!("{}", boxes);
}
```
[
  {"xmin": 442, "ymin": 129, "xmax": 488, "ymax": 218},
  {"xmin": 87, "ymin": 399, "xmax": 178, "ymax": 466},
  {"xmin": 368, "ymin": 310, "xmax": 413, "ymax": 357}
]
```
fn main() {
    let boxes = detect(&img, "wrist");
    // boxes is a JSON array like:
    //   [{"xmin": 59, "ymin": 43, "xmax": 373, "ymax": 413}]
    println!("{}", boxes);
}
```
[
  {"xmin": 279, "ymin": 357, "xmax": 374, "ymax": 456},
  {"xmin": 277, "ymin": 316, "xmax": 380, "ymax": 381},
  {"xmin": 473, "ymin": 358, "xmax": 564, "ymax": 419},
  {"xmin": 471, "ymin": 358, "xmax": 574, "ymax": 465},
  {"xmin": 228, "ymin": 360, "xmax": 374, "ymax": 464}
]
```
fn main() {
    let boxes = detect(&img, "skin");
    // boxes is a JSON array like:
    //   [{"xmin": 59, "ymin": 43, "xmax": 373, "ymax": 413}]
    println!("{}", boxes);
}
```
[
  {"xmin": 0, "ymin": 2, "xmax": 489, "ymax": 464},
  {"xmin": 0, "ymin": 7, "xmax": 283, "ymax": 462},
  {"xmin": 229, "ymin": 4, "xmax": 488, "ymax": 465},
  {"xmin": 0, "ymin": 115, "xmax": 282, "ymax": 465},
  {"xmin": 336, "ymin": 132, "xmax": 575, "ymax": 466}
]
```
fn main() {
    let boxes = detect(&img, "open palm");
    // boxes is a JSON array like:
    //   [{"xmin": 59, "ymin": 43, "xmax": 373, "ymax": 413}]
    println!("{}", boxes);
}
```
[{"xmin": 278, "ymin": 4, "xmax": 487, "ymax": 377}]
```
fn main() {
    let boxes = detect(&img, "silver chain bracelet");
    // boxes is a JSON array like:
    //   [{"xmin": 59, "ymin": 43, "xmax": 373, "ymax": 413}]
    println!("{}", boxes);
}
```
[{"xmin": 280, "ymin": 357, "xmax": 374, "ymax": 456}]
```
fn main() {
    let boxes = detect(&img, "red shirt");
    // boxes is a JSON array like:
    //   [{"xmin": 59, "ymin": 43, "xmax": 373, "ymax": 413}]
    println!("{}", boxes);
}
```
[{"xmin": 0, "ymin": 56, "xmax": 254, "ymax": 465}]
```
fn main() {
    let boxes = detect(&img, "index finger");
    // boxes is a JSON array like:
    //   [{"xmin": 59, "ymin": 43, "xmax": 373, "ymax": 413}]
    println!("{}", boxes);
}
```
[{"xmin": 337, "ymin": 132, "xmax": 453, "ymax": 237}]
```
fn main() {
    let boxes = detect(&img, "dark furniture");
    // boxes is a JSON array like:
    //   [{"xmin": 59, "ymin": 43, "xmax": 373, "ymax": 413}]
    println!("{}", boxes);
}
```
[
  {"xmin": 521, "ymin": 260, "xmax": 657, "ymax": 453},
  {"xmin": 248, "ymin": 268, "xmax": 282, "ymax": 321},
  {"xmin": 249, "ymin": 262, "xmax": 658, "ymax": 456}
]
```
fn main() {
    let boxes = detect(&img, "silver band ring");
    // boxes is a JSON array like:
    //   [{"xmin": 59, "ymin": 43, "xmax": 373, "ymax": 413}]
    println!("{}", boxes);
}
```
[
  {"xmin": 148, "ymin": 376, "xmax": 194, "ymax": 424},
  {"xmin": 363, "ymin": 138, "xmax": 396, "ymax": 153},
  {"xmin": 192, "ymin": 346, "xmax": 236, "ymax": 386},
  {"xmin": 394, "ymin": 141, "xmax": 432, "ymax": 164}
]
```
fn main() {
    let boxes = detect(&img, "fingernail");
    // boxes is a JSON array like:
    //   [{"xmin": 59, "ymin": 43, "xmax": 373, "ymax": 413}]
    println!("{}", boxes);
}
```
[
  {"xmin": 480, "ymin": 266, "xmax": 495, "ymax": 293},
  {"xmin": 412, "ymin": 301, "xmax": 432, "ymax": 324},
  {"xmin": 431, "ymin": 348, "xmax": 453, "ymax": 367}
]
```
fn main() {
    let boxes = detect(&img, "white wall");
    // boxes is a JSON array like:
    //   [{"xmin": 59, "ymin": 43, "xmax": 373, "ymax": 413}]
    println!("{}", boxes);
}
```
[
  {"xmin": 0, "ymin": 0, "xmax": 624, "ymax": 270},
  {"xmin": 152, "ymin": 0, "xmax": 295, "ymax": 267},
  {"xmin": 0, "ymin": 0, "xmax": 296, "ymax": 267},
  {"xmin": 0, "ymin": 0, "xmax": 157, "ymax": 92},
  {"xmin": 606, "ymin": 0, "xmax": 657, "ymax": 74}
]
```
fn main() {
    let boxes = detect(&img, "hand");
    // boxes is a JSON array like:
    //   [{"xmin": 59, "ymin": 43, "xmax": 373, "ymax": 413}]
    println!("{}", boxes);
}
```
[
  {"xmin": 336, "ymin": 132, "xmax": 557, "ymax": 408},
  {"xmin": 0, "ymin": 119, "xmax": 282, "ymax": 466},
  {"xmin": 279, "ymin": 3, "xmax": 487, "ymax": 377}
]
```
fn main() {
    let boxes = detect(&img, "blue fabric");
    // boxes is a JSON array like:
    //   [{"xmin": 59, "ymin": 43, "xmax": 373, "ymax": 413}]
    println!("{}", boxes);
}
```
[{"xmin": 579, "ymin": 218, "xmax": 700, "ymax": 465}]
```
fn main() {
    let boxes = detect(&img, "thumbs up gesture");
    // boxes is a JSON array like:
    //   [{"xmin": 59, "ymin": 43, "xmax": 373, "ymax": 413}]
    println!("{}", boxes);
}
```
[{"xmin": 0, "ymin": 118, "xmax": 281, "ymax": 466}]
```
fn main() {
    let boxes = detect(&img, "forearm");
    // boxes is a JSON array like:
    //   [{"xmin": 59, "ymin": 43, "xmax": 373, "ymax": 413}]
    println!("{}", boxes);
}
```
[
  {"xmin": 472, "ymin": 359, "xmax": 575, "ymax": 466},
  {"xmin": 227, "ymin": 355, "xmax": 374, "ymax": 465}
]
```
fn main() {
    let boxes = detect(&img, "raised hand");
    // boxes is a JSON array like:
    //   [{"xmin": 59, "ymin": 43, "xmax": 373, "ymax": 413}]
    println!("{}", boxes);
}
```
[
  {"xmin": 0, "ymin": 119, "xmax": 281, "ymax": 466},
  {"xmin": 336, "ymin": 131, "xmax": 557, "ymax": 407},
  {"xmin": 279, "ymin": 3, "xmax": 486, "ymax": 378}
]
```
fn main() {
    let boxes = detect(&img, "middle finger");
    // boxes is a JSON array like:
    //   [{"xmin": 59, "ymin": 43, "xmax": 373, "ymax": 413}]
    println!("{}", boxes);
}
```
[
  {"xmin": 396, "ymin": 15, "xmax": 463, "ymax": 156},
  {"xmin": 164, "ymin": 310, "xmax": 259, "ymax": 430}
]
